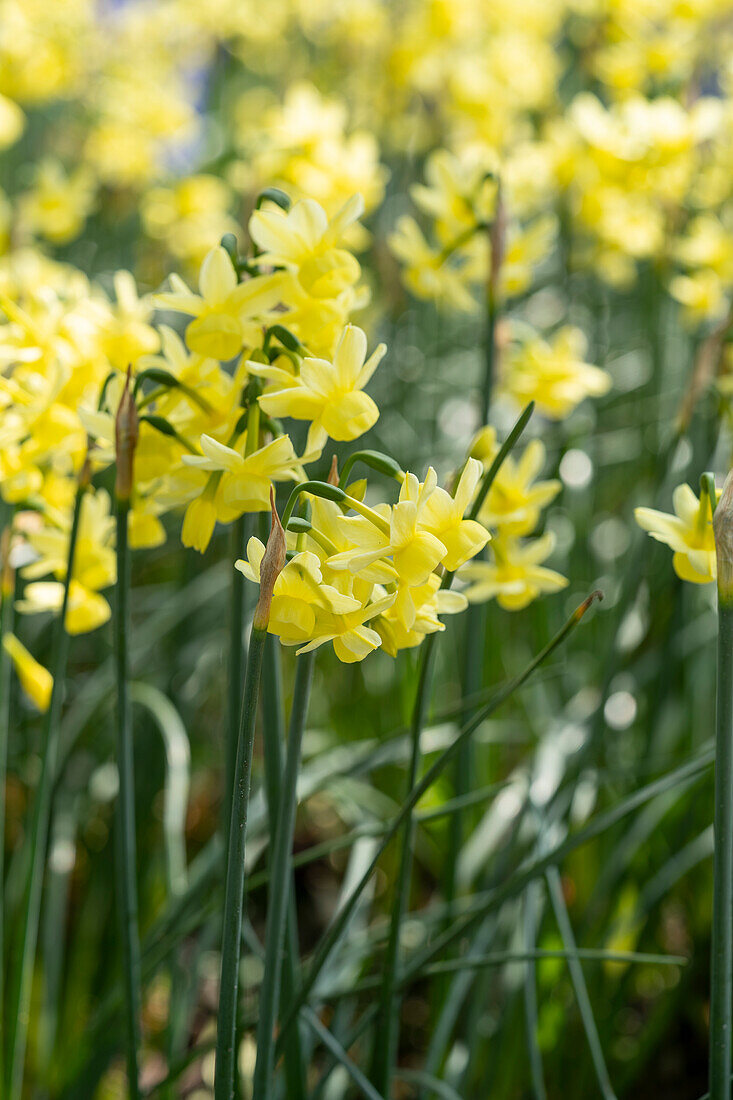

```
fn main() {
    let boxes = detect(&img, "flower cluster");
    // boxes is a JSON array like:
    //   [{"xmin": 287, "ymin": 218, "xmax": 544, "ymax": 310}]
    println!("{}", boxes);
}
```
[{"xmin": 457, "ymin": 426, "xmax": 567, "ymax": 611}]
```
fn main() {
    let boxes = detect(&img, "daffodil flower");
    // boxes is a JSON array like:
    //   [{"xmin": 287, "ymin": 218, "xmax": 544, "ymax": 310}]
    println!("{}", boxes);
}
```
[
  {"xmin": 236, "ymin": 539, "xmax": 365, "ymax": 650},
  {"xmin": 459, "ymin": 531, "xmax": 567, "ymax": 610},
  {"xmin": 635, "ymin": 482, "xmax": 719, "ymax": 584},
  {"xmin": 420, "ymin": 457, "xmax": 490, "ymax": 570},
  {"xmin": 17, "ymin": 579, "xmax": 111, "ymax": 634},
  {"xmin": 476, "ymin": 440, "xmax": 561, "ymax": 535},
  {"xmin": 378, "ymin": 574, "xmax": 468, "ymax": 655},
  {"xmin": 155, "ymin": 245, "xmax": 288, "ymax": 361},
  {"xmin": 501, "ymin": 325, "xmax": 611, "ymax": 419},
  {"xmin": 2, "ymin": 633, "xmax": 52, "ymax": 711},
  {"xmin": 249, "ymin": 324, "xmax": 385, "ymax": 452},
  {"xmin": 329, "ymin": 468, "xmax": 447, "ymax": 588}
]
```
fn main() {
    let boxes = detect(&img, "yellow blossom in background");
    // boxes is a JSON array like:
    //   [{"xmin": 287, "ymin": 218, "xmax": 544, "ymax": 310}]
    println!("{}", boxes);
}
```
[
  {"xmin": 156, "ymin": 246, "xmax": 288, "ymax": 361},
  {"xmin": 141, "ymin": 175, "xmax": 238, "ymax": 269},
  {"xmin": 459, "ymin": 531, "xmax": 568, "ymax": 611},
  {"xmin": 1, "ymin": 632, "xmax": 52, "ymax": 711},
  {"xmin": 501, "ymin": 326, "xmax": 611, "ymax": 419},
  {"xmin": 635, "ymin": 482, "xmax": 719, "ymax": 584},
  {"xmin": 18, "ymin": 160, "xmax": 97, "ymax": 245}
]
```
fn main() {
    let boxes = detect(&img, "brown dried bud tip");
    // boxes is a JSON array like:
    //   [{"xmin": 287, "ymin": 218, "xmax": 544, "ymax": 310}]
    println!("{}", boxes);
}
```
[
  {"xmin": 714, "ymin": 470, "xmax": 733, "ymax": 603},
  {"xmin": 115, "ymin": 365, "xmax": 139, "ymax": 501},
  {"xmin": 573, "ymin": 589, "xmax": 604, "ymax": 623},
  {"xmin": 253, "ymin": 487, "xmax": 286, "ymax": 630},
  {"xmin": 327, "ymin": 455, "xmax": 339, "ymax": 486}
]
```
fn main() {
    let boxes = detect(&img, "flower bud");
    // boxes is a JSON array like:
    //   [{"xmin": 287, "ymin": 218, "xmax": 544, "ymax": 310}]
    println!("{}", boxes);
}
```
[
  {"xmin": 253, "ymin": 487, "xmax": 286, "ymax": 630},
  {"xmin": 115, "ymin": 366, "xmax": 139, "ymax": 502}
]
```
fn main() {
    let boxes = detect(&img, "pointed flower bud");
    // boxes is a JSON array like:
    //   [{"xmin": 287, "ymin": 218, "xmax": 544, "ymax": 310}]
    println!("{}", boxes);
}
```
[
  {"xmin": 327, "ymin": 455, "xmax": 339, "ymax": 486},
  {"xmin": 115, "ymin": 365, "xmax": 139, "ymax": 502},
  {"xmin": 253, "ymin": 488, "xmax": 286, "ymax": 630}
]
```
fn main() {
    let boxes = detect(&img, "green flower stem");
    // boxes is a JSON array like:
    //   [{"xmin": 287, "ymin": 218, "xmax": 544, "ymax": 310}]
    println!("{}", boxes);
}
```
[
  {"xmin": 7, "ymin": 476, "xmax": 86, "ymax": 1100},
  {"xmin": 711, "ymin": 469, "xmax": 733, "ymax": 1099},
  {"xmin": 114, "ymin": 494, "xmax": 143, "ymax": 1100},
  {"xmin": 214, "ymin": 623, "xmax": 267, "ymax": 1100},
  {"xmin": 253, "ymin": 648, "xmax": 315, "ymax": 1099},
  {"xmin": 260, "ymin": 633, "xmax": 307, "ymax": 1100},
  {"xmin": 224, "ymin": 515, "xmax": 247, "ymax": 839},
  {"xmin": 370, "ymin": 635, "xmax": 437, "ymax": 1093},
  {"xmin": 0, "ymin": 514, "xmax": 14, "ymax": 1090}
]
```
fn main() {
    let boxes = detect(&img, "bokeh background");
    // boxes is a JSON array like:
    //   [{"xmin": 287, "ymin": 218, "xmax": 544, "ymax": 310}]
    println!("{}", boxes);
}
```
[{"xmin": 2, "ymin": 1, "xmax": 733, "ymax": 1096}]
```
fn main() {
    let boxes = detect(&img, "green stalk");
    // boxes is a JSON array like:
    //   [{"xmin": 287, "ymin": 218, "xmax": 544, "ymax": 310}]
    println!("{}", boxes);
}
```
[
  {"xmin": 7, "ymin": 474, "xmax": 87, "ymax": 1100},
  {"xmin": 260, "ymin": 633, "xmax": 307, "ymax": 1099},
  {"xmin": 710, "ymin": 470, "xmax": 733, "ymax": 1099},
  {"xmin": 214, "ymin": 623, "xmax": 267, "ymax": 1100},
  {"xmin": 225, "ymin": 514, "xmax": 247, "ymax": 837},
  {"xmin": 448, "ymin": 215, "xmax": 501, "ymax": 908},
  {"xmin": 253, "ymin": 649, "xmax": 315, "ymax": 1098},
  {"xmin": 224, "ymin": 401, "xmax": 259, "ymax": 840},
  {"xmin": 370, "ymin": 637, "xmax": 437, "ymax": 1092},
  {"xmin": 114, "ymin": 494, "xmax": 143, "ymax": 1100},
  {"xmin": 0, "ymin": 515, "xmax": 14, "ymax": 1090}
]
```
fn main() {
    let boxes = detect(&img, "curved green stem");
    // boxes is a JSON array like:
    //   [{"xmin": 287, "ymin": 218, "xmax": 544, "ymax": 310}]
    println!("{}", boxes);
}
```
[
  {"xmin": 7, "ymin": 477, "xmax": 86, "ymax": 1100},
  {"xmin": 214, "ymin": 624, "xmax": 267, "ymax": 1100}
]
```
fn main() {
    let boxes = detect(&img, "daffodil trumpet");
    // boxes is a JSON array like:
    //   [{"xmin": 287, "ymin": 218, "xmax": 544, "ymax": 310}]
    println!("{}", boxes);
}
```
[{"xmin": 215, "ymin": 493, "xmax": 286, "ymax": 1100}]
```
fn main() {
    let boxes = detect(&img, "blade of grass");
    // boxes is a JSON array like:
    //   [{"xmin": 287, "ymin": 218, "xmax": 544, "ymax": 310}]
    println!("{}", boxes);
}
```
[
  {"xmin": 7, "ymin": 469, "xmax": 87, "ymax": 1100},
  {"xmin": 545, "ymin": 865, "xmax": 616, "ymax": 1099},
  {"xmin": 277, "ymin": 591, "xmax": 600, "ymax": 1051},
  {"xmin": 369, "ymin": 400, "xmax": 536, "ymax": 1093},
  {"xmin": 523, "ymin": 881, "xmax": 547, "ymax": 1100}
]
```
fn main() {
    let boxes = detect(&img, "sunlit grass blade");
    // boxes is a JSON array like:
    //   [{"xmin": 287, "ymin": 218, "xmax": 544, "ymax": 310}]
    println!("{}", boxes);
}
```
[
  {"xmin": 6, "ymin": 470, "xmax": 87, "ymax": 1100},
  {"xmin": 277, "ymin": 591, "xmax": 601, "ymax": 1048},
  {"xmin": 546, "ymin": 865, "xmax": 616, "ymax": 1099},
  {"xmin": 522, "ymin": 881, "xmax": 547, "ymax": 1100}
]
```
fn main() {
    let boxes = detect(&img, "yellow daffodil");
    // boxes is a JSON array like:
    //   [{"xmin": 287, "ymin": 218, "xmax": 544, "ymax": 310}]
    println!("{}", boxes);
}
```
[
  {"xmin": 419, "ymin": 457, "xmax": 490, "ymax": 570},
  {"xmin": 2, "ymin": 632, "xmax": 52, "ymax": 711},
  {"xmin": 459, "ymin": 532, "xmax": 567, "ymax": 610},
  {"xmin": 155, "ymin": 246, "xmax": 288, "ymax": 361},
  {"xmin": 477, "ymin": 440, "xmax": 561, "ymax": 535},
  {"xmin": 635, "ymin": 482, "xmax": 719, "ymax": 584},
  {"xmin": 250, "ymin": 325, "xmax": 385, "ymax": 452},
  {"xmin": 501, "ymin": 326, "xmax": 611, "ymax": 419}
]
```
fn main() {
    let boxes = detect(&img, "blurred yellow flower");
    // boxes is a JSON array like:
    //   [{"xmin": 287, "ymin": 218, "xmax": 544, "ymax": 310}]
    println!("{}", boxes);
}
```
[
  {"xmin": 635, "ymin": 482, "xmax": 719, "ymax": 584},
  {"xmin": 2, "ymin": 632, "xmax": 52, "ymax": 711}
]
